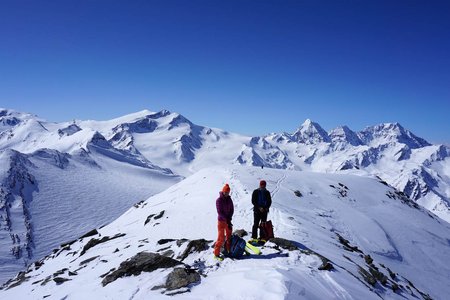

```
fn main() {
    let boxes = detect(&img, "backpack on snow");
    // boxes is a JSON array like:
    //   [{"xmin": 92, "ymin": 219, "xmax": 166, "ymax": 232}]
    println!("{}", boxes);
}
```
[
  {"xmin": 259, "ymin": 220, "xmax": 274, "ymax": 241},
  {"xmin": 227, "ymin": 234, "xmax": 246, "ymax": 258}
]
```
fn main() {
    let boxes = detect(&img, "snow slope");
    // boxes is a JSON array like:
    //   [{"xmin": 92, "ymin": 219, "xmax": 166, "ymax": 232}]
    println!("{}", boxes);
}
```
[
  {"xmin": 0, "ymin": 120, "xmax": 181, "ymax": 282},
  {"xmin": 2, "ymin": 166, "xmax": 449, "ymax": 299}
]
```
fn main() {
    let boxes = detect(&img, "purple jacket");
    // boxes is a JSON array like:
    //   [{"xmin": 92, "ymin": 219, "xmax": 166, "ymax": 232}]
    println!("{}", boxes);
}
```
[{"xmin": 216, "ymin": 192, "xmax": 234, "ymax": 222}]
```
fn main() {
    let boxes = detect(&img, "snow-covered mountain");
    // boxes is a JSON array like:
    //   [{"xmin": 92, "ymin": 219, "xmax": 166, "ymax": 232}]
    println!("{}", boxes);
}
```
[
  {"xmin": 0, "ymin": 109, "xmax": 182, "ymax": 284},
  {"xmin": 2, "ymin": 166, "xmax": 449, "ymax": 299},
  {"xmin": 1, "ymin": 107, "xmax": 450, "ymax": 290}
]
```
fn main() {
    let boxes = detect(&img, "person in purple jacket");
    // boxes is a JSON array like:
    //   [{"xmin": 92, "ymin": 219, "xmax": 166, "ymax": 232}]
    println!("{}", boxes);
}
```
[{"xmin": 213, "ymin": 183, "xmax": 234, "ymax": 260}]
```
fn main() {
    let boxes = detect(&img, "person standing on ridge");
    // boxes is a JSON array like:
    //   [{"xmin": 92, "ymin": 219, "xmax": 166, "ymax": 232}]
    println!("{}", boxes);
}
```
[
  {"xmin": 214, "ymin": 184, "xmax": 234, "ymax": 260},
  {"xmin": 251, "ymin": 180, "xmax": 272, "ymax": 240}
]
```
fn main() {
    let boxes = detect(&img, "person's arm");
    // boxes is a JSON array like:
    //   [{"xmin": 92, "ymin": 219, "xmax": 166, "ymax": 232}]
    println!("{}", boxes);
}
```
[
  {"xmin": 230, "ymin": 199, "xmax": 234, "ymax": 219},
  {"xmin": 216, "ymin": 198, "xmax": 225, "ymax": 220},
  {"xmin": 251, "ymin": 190, "xmax": 257, "ymax": 206},
  {"xmin": 267, "ymin": 191, "xmax": 272, "ymax": 209}
]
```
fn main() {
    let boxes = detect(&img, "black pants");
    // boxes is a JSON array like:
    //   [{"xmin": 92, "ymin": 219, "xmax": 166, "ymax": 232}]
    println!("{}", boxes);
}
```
[{"xmin": 252, "ymin": 209, "xmax": 268, "ymax": 239}]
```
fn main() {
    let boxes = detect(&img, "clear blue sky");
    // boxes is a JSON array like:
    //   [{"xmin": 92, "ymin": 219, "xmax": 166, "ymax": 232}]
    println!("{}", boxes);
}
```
[{"xmin": 1, "ymin": 1, "xmax": 449, "ymax": 143}]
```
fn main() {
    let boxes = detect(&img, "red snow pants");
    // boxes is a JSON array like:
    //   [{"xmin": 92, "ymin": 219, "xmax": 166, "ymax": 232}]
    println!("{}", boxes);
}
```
[{"xmin": 214, "ymin": 220, "xmax": 232, "ymax": 256}]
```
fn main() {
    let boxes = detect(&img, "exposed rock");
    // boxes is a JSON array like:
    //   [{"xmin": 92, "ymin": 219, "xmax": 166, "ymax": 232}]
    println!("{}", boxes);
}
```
[
  {"xmin": 176, "ymin": 239, "xmax": 189, "ymax": 247},
  {"xmin": 145, "ymin": 211, "xmax": 166, "ymax": 225},
  {"xmin": 58, "ymin": 124, "xmax": 81, "ymax": 137},
  {"xmin": 232, "ymin": 229, "xmax": 248, "ymax": 238},
  {"xmin": 158, "ymin": 239, "xmax": 176, "ymax": 245},
  {"xmin": 178, "ymin": 239, "xmax": 212, "ymax": 261},
  {"xmin": 358, "ymin": 266, "xmax": 377, "ymax": 286},
  {"xmin": 101, "ymin": 252, "xmax": 182, "ymax": 286},
  {"xmin": 161, "ymin": 250, "xmax": 175, "ymax": 258},
  {"xmin": 31, "ymin": 279, "xmax": 43, "ymax": 285},
  {"xmin": 391, "ymin": 282, "xmax": 400, "ymax": 292},
  {"xmin": 53, "ymin": 277, "xmax": 71, "ymax": 285},
  {"xmin": 368, "ymin": 266, "xmax": 388, "ymax": 285},
  {"xmin": 294, "ymin": 190, "xmax": 302, "ymax": 197},
  {"xmin": 165, "ymin": 267, "xmax": 201, "ymax": 291},
  {"xmin": 318, "ymin": 261, "xmax": 334, "ymax": 271},
  {"xmin": 269, "ymin": 237, "xmax": 299, "ymax": 251},
  {"xmin": 53, "ymin": 268, "xmax": 68, "ymax": 277},
  {"xmin": 34, "ymin": 260, "xmax": 44, "ymax": 270},
  {"xmin": 60, "ymin": 239, "xmax": 77, "ymax": 248},
  {"xmin": 80, "ymin": 233, "xmax": 126, "ymax": 256},
  {"xmin": 100, "ymin": 268, "xmax": 116, "ymax": 278},
  {"xmin": 157, "ymin": 246, "xmax": 171, "ymax": 252},
  {"xmin": 133, "ymin": 200, "xmax": 145, "ymax": 208},
  {"xmin": 40, "ymin": 276, "xmax": 52, "ymax": 286},
  {"xmin": 79, "ymin": 256, "xmax": 99, "ymax": 266},
  {"xmin": 154, "ymin": 210, "xmax": 165, "ymax": 220},
  {"xmin": 80, "ymin": 229, "xmax": 99, "ymax": 239},
  {"xmin": 336, "ymin": 234, "xmax": 362, "ymax": 253},
  {"xmin": 3, "ymin": 271, "xmax": 30, "ymax": 289},
  {"xmin": 387, "ymin": 268, "xmax": 396, "ymax": 279},
  {"xmin": 364, "ymin": 255, "xmax": 373, "ymax": 265}
]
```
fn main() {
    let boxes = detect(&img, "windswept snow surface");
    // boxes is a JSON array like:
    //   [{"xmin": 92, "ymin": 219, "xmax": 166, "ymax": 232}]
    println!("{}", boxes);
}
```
[{"xmin": 2, "ymin": 166, "xmax": 449, "ymax": 299}]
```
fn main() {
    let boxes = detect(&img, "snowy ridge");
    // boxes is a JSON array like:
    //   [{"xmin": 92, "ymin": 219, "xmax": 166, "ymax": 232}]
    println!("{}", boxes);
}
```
[{"xmin": 1, "ymin": 166, "xmax": 449, "ymax": 299}]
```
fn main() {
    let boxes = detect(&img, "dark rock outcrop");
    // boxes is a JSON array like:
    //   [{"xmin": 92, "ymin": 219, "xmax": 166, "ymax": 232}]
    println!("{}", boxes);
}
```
[
  {"xmin": 80, "ymin": 233, "xmax": 125, "ymax": 256},
  {"xmin": 269, "ymin": 237, "xmax": 299, "ymax": 251},
  {"xmin": 101, "ymin": 252, "xmax": 182, "ymax": 286},
  {"xmin": 80, "ymin": 229, "xmax": 99, "ymax": 239},
  {"xmin": 233, "ymin": 229, "xmax": 248, "ymax": 238},
  {"xmin": 178, "ymin": 239, "xmax": 212, "ymax": 261},
  {"xmin": 165, "ymin": 267, "xmax": 201, "ymax": 291},
  {"xmin": 53, "ymin": 277, "xmax": 71, "ymax": 285}
]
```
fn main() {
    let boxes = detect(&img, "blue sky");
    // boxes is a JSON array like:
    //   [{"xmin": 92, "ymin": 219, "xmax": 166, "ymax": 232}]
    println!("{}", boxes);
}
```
[{"xmin": 1, "ymin": 1, "xmax": 449, "ymax": 143}]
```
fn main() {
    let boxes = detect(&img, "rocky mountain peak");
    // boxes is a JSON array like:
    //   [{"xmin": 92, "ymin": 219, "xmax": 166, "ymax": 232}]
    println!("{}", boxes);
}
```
[
  {"xmin": 358, "ymin": 122, "xmax": 430, "ymax": 148},
  {"xmin": 329, "ymin": 126, "xmax": 363, "ymax": 147},
  {"xmin": 292, "ymin": 119, "xmax": 331, "ymax": 144}
]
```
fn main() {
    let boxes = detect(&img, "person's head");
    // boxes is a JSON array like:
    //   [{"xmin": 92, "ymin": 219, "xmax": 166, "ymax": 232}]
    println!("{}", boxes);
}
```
[
  {"xmin": 222, "ymin": 183, "xmax": 230, "ymax": 196},
  {"xmin": 259, "ymin": 180, "xmax": 266, "ymax": 189}
]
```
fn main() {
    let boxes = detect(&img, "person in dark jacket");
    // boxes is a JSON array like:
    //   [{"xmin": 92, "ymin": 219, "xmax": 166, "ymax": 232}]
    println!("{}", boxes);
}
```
[
  {"xmin": 251, "ymin": 180, "xmax": 272, "ymax": 239},
  {"xmin": 214, "ymin": 184, "xmax": 234, "ymax": 260}
]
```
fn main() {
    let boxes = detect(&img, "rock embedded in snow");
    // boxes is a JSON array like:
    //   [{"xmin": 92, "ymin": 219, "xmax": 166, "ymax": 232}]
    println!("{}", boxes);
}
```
[
  {"xmin": 101, "ymin": 252, "xmax": 182, "ymax": 286},
  {"xmin": 164, "ymin": 267, "xmax": 201, "ymax": 291}
]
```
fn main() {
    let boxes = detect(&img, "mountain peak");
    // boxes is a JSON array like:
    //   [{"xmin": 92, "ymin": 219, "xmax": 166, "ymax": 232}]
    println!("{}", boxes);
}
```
[
  {"xmin": 358, "ymin": 122, "xmax": 430, "ymax": 148},
  {"xmin": 292, "ymin": 119, "xmax": 331, "ymax": 144},
  {"xmin": 329, "ymin": 125, "xmax": 363, "ymax": 147},
  {"xmin": 301, "ymin": 118, "xmax": 313, "ymax": 127}
]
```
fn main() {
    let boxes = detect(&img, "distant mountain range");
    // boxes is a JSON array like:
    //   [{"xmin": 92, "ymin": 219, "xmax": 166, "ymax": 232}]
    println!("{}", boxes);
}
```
[{"xmin": 1, "ymin": 107, "xmax": 449, "ymax": 285}]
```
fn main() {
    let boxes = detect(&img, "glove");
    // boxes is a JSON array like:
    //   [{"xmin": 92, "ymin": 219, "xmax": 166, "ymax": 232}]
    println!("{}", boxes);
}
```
[{"xmin": 259, "ymin": 207, "xmax": 265, "ymax": 213}]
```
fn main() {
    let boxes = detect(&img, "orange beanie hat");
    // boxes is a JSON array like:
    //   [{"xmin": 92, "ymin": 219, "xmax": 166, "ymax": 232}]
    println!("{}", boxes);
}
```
[{"xmin": 222, "ymin": 184, "xmax": 230, "ymax": 193}]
